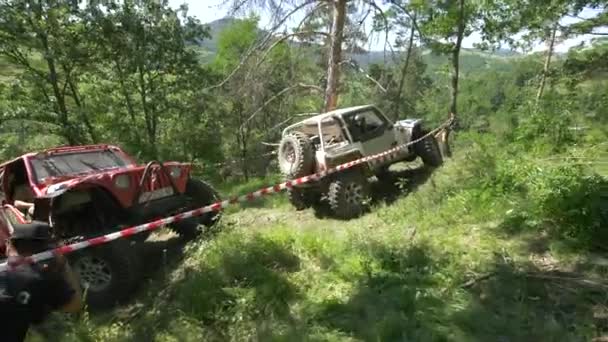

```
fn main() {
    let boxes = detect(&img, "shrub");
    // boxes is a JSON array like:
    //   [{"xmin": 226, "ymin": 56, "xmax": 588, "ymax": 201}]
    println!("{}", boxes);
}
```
[{"xmin": 526, "ymin": 164, "xmax": 608, "ymax": 246}]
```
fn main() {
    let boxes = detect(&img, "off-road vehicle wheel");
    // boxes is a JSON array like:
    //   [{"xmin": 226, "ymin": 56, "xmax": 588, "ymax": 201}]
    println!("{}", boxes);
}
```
[
  {"xmin": 415, "ymin": 131, "xmax": 443, "ymax": 167},
  {"xmin": 287, "ymin": 188, "xmax": 318, "ymax": 210},
  {"xmin": 171, "ymin": 178, "xmax": 222, "ymax": 239},
  {"xmin": 70, "ymin": 239, "xmax": 141, "ymax": 310},
  {"xmin": 278, "ymin": 132, "xmax": 314, "ymax": 179},
  {"xmin": 328, "ymin": 171, "xmax": 370, "ymax": 219}
]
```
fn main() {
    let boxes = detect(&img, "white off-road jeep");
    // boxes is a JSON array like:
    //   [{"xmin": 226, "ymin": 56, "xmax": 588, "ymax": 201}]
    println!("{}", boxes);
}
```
[{"xmin": 277, "ymin": 104, "xmax": 443, "ymax": 219}]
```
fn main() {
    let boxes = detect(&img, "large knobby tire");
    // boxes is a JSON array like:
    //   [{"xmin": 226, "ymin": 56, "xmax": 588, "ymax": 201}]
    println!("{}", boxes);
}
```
[
  {"xmin": 70, "ymin": 239, "xmax": 141, "ymax": 310},
  {"xmin": 328, "ymin": 171, "xmax": 371, "ymax": 220},
  {"xmin": 171, "ymin": 178, "xmax": 222, "ymax": 240},
  {"xmin": 415, "ymin": 131, "xmax": 443, "ymax": 167},
  {"xmin": 278, "ymin": 132, "xmax": 314, "ymax": 179},
  {"xmin": 287, "ymin": 188, "xmax": 318, "ymax": 211}
]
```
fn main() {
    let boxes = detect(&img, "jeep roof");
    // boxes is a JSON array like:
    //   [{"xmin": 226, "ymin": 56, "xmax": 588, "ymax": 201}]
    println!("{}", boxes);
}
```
[
  {"xmin": 283, "ymin": 105, "xmax": 377, "ymax": 133},
  {"xmin": 0, "ymin": 144, "xmax": 134, "ymax": 169}
]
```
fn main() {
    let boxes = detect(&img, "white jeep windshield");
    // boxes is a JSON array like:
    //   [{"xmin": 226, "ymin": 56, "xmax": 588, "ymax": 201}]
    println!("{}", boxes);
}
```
[{"xmin": 30, "ymin": 150, "xmax": 133, "ymax": 182}]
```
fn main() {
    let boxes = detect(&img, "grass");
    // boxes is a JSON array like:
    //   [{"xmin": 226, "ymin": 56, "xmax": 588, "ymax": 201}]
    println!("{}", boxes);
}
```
[{"xmin": 26, "ymin": 139, "xmax": 608, "ymax": 342}]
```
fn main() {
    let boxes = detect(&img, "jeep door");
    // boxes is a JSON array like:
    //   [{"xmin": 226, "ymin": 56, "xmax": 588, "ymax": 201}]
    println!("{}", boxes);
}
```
[{"xmin": 344, "ymin": 109, "xmax": 397, "ymax": 163}]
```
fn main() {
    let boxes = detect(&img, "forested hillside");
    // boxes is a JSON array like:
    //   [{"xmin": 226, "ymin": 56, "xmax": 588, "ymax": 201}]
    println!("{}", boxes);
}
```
[{"xmin": 0, "ymin": 0, "xmax": 607, "ymax": 341}]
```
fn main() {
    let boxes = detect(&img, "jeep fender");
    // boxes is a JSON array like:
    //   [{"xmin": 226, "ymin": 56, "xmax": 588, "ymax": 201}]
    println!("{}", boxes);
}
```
[
  {"xmin": 395, "ymin": 119, "xmax": 423, "ymax": 145},
  {"xmin": 325, "ymin": 150, "xmax": 373, "ymax": 176}
]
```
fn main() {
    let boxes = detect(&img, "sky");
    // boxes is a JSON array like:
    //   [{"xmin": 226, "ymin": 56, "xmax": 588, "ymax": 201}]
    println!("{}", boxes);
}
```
[{"xmin": 169, "ymin": 0, "xmax": 606, "ymax": 54}]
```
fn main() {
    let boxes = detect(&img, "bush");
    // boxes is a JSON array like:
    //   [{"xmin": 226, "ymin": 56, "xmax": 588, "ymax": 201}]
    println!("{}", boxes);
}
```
[
  {"xmin": 514, "ymin": 104, "xmax": 577, "ymax": 154},
  {"xmin": 449, "ymin": 131, "xmax": 608, "ymax": 248},
  {"xmin": 526, "ymin": 165, "xmax": 608, "ymax": 246}
]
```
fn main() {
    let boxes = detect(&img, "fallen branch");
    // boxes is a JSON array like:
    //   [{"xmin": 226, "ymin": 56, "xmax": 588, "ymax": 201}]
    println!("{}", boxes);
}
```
[
  {"xmin": 525, "ymin": 272, "xmax": 608, "ymax": 289},
  {"xmin": 461, "ymin": 272, "xmax": 496, "ymax": 289}
]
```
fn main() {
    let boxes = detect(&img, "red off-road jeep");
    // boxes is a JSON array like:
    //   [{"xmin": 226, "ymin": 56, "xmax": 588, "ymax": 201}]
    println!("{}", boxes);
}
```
[{"xmin": 0, "ymin": 144, "xmax": 221, "ymax": 308}]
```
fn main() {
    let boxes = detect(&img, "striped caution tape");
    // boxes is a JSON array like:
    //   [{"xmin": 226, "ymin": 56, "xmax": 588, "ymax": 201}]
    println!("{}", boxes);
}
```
[{"xmin": 0, "ymin": 117, "xmax": 453, "ymax": 272}]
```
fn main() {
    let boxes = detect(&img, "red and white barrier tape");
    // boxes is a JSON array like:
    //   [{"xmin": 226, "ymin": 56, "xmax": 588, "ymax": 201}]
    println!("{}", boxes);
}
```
[{"xmin": 0, "ymin": 119, "xmax": 452, "ymax": 272}]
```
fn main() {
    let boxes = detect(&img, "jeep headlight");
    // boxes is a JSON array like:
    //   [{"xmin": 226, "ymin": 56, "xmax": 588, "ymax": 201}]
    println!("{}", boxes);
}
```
[
  {"xmin": 169, "ymin": 166, "xmax": 182, "ymax": 179},
  {"xmin": 114, "ymin": 174, "xmax": 131, "ymax": 189}
]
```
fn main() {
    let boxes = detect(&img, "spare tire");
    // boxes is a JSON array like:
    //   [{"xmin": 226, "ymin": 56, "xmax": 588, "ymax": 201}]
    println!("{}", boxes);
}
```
[{"xmin": 278, "ymin": 131, "xmax": 314, "ymax": 179}]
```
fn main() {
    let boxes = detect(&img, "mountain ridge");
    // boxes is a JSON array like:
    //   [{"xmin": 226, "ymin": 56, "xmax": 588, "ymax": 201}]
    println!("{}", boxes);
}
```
[{"xmin": 201, "ymin": 17, "xmax": 520, "ymax": 60}]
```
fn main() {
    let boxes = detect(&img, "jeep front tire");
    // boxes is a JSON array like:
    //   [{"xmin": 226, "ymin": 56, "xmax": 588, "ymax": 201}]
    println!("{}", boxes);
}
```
[
  {"xmin": 287, "ymin": 188, "xmax": 318, "ymax": 210},
  {"xmin": 415, "ymin": 132, "xmax": 443, "ymax": 167},
  {"xmin": 70, "ymin": 239, "xmax": 141, "ymax": 310},
  {"xmin": 171, "ymin": 178, "xmax": 222, "ymax": 239}
]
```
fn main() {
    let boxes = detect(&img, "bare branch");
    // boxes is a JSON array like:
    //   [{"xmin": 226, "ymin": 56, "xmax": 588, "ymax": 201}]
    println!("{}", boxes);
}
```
[
  {"xmin": 239, "ymin": 83, "xmax": 323, "ymax": 130},
  {"xmin": 290, "ymin": 2, "xmax": 329, "ymax": 63},
  {"xmin": 256, "ymin": 30, "xmax": 329, "ymax": 67},
  {"xmin": 227, "ymin": 0, "xmax": 250, "ymax": 14},
  {"xmin": 1, "ymin": 47, "xmax": 47, "ymax": 80},
  {"xmin": 389, "ymin": 0, "xmax": 424, "ymax": 41},
  {"xmin": 358, "ymin": 8, "xmax": 372, "ymax": 27},
  {"xmin": 343, "ymin": 59, "xmax": 387, "ymax": 93},
  {"xmin": 205, "ymin": 0, "xmax": 317, "ymax": 91},
  {"xmin": 364, "ymin": 0, "xmax": 395, "ymax": 63}
]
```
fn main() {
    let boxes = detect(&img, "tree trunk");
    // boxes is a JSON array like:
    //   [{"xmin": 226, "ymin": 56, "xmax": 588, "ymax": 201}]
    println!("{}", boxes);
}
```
[
  {"xmin": 445, "ymin": 0, "xmax": 466, "ymax": 158},
  {"xmin": 67, "ymin": 78, "xmax": 98, "ymax": 143},
  {"xmin": 137, "ymin": 66, "xmax": 157, "ymax": 158},
  {"xmin": 536, "ymin": 23, "xmax": 558, "ymax": 104},
  {"xmin": 323, "ymin": 0, "xmax": 347, "ymax": 112},
  {"xmin": 32, "ymin": 1, "xmax": 76, "ymax": 145},
  {"xmin": 41, "ymin": 36, "xmax": 75, "ymax": 144},
  {"xmin": 393, "ymin": 14, "xmax": 417, "ymax": 121},
  {"xmin": 114, "ymin": 60, "xmax": 143, "ymax": 145}
]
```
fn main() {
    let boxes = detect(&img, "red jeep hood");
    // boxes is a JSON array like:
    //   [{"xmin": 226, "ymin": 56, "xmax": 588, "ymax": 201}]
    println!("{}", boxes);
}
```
[
  {"xmin": 38, "ymin": 162, "xmax": 190, "ymax": 199},
  {"xmin": 39, "ymin": 168, "xmax": 130, "ymax": 198}
]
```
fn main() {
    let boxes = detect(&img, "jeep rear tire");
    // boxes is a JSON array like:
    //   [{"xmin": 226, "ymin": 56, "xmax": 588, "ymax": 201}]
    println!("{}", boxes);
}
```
[
  {"xmin": 415, "ymin": 132, "xmax": 443, "ymax": 167},
  {"xmin": 328, "ymin": 171, "xmax": 370, "ymax": 219},
  {"xmin": 278, "ymin": 132, "xmax": 314, "ymax": 179},
  {"xmin": 171, "ymin": 178, "xmax": 222, "ymax": 240},
  {"xmin": 287, "ymin": 188, "xmax": 318, "ymax": 210},
  {"xmin": 70, "ymin": 239, "xmax": 141, "ymax": 310}
]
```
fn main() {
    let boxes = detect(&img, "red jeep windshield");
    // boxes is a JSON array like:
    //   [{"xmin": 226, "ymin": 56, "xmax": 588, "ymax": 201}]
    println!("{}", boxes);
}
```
[{"xmin": 30, "ymin": 149, "xmax": 133, "ymax": 182}]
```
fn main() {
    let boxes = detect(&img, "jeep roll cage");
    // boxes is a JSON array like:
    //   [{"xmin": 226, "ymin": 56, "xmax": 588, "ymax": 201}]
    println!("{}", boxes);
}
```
[{"xmin": 281, "ymin": 105, "xmax": 393, "ymax": 153}]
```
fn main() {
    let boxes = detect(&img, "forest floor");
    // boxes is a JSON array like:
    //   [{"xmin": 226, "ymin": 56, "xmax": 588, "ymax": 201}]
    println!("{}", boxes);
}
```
[{"xmin": 29, "ymin": 150, "xmax": 608, "ymax": 342}]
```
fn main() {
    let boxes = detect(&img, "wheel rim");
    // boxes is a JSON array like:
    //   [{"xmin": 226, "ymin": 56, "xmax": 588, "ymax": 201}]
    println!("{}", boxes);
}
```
[
  {"xmin": 74, "ymin": 256, "xmax": 113, "ymax": 292},
  {"xmin": 283, "ymin": 143, "xmax": 296, "ymax": 164},
  {"xmin": 344, "ymin": 182, "xmax": 364, "ymax": 207}
]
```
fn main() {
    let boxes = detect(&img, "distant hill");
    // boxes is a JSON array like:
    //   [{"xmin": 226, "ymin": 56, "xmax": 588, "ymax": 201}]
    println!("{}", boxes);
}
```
[
  {"xmin": 200, "ymin": 17, "xmax": 238, "ymax": 53},
  {"xmin": 201, "ymin": 17, "xmax": 520, "ymax": 75}
]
